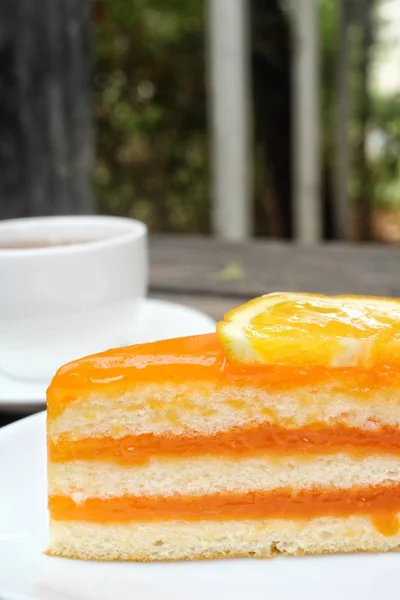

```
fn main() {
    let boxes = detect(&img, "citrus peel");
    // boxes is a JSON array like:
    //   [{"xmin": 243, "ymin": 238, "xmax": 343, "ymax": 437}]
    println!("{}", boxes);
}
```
[{"xmin": 216, "ymin": 292, "xmax": 400, "ymax": 368}]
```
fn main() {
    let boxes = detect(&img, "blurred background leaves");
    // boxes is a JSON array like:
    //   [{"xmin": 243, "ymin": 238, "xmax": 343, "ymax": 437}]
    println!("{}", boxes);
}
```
[
  {"xmin": 92, "ymin": 0, "xmax": 210, "ymax": 233},
  {"xmin": 92, "ymin": 0, "xmax": 400, "ymax": 241}
]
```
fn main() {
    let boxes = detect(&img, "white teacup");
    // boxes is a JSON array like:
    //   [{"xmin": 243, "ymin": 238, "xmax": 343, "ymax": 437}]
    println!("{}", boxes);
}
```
[{"xmin": 0, "ymin": 216, "xmax": 148, "ymax": 383}]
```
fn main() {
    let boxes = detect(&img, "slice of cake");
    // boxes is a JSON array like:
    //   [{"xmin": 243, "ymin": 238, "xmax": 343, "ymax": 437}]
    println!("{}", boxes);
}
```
[{"xmin": 47, "ymin": 292, "xmax": 400, "ymax": 561}]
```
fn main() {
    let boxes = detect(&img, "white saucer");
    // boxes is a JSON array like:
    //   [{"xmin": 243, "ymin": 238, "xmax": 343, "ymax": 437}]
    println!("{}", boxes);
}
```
[
  {"xmin": 0, "ymin": 299, "xmax": 215, "ymax": 413},
  {"xmin": 0, "ymin": 412, "xmax": 397, "ymax": 600}
]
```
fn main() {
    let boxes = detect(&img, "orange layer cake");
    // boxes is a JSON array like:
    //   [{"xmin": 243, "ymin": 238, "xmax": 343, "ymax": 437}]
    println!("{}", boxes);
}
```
[{"xmin": 47, "ymin": 293, "xmax": 400, "ymax": 561}]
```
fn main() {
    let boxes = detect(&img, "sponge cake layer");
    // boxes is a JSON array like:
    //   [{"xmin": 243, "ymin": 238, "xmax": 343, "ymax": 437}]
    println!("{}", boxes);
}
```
[
  {"xmin": 48, "ymin": 516, "xmax": 400, "ymax": 561},
  {"xmin": 47, "ymin": 454, "xmax": 400, "ymax": 501},
  {"xmin": 48, "ymin": 382, "xmax": 400, "ymax": 442}
]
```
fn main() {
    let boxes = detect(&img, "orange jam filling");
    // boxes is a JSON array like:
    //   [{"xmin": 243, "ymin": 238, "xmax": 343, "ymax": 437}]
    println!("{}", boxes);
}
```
[
  {"xmin": 47, "ymin": 334, "xmax": 400, "ymax": 420},
  {"xmin": 48, "ymin": 485, "xmax": 400, "ymax": 535},
  {"xmin": 48, "ymin": 424, "xmax": 400, "ymax": 465}
]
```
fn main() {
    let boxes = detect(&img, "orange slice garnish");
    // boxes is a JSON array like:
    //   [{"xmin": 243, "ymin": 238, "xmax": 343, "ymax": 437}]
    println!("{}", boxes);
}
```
[{"xmin": 216, "ymin": 292, "xmax": 400, "ymax": 368}]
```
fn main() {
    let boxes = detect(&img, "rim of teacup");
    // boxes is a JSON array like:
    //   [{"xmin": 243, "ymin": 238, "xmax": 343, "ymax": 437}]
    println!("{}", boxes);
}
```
[{"xmin": 0, "ymin": 215, "xmax": 147, "ymax": 256}]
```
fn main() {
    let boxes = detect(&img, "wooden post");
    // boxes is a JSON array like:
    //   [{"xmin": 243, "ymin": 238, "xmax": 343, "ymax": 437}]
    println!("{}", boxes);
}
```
[
  {"xmin": 206, "ymin": 0, "xmax": 253, "ymax": 240},
  {"xmin": 334, "ymin": 0, "xmax": 351, "ymax": 239},
  {"xmin": 291, "ymin": 0, "xmax": 321, "ymax": 243},
  {"xmin": 0, "ymin": 0, "xmax": 93, "ymax": 220}
]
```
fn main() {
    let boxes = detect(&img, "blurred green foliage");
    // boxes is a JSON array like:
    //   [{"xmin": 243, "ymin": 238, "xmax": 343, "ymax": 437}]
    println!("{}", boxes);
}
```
[
  {"xmin": 370, "ymin": 93, "xmax": 400, "ymax": 208},
  {"xmin": 92, "ymin": 0, "xmax": 210, "ymax": 232},
  {"xmin": 320, "ymin": 0, "xmax": 338, "ymax": 156},
  {"xmin": 92, "ymin": 0, "xmax": 400, "ymax": 238}
]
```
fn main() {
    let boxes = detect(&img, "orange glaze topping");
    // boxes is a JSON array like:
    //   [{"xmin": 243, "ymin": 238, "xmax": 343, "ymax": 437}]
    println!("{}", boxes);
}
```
[
  {"xmin": 48, "ymin": 485, "xmax": 400, "ymax": 536},
  {"xmin": 48, "ymin": 424, "xmax": 400, "ymax": 465},
  {"xmin": 47, "ymin": 334, "xmax": 400, "ymax": 420}
]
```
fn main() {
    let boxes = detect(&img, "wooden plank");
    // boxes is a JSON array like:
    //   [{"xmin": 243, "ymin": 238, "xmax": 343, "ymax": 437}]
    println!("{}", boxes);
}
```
[
  {"xmin": 149, "ymin": 235, "xmax": 400, "ymax": 299},
  {"xmin": 291, "ymin": 0, "xmax": 322, "ymax": 243},
  {"xmin": 150, "ymin": 292, "xmax": 237, "ymax": 322},
  {"xmin": 0, "ymin": 0, "xmax": 93, "ymax": 219},
  {"xmin": 205, "ymin": 0, "xmax": 252, "ymax": 240}
]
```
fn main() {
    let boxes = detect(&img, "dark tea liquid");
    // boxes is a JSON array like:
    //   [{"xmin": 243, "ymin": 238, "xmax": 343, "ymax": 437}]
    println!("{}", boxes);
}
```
[{"xmin": 0, "ymin": 239, "xmax": 94, "ymax": 249}]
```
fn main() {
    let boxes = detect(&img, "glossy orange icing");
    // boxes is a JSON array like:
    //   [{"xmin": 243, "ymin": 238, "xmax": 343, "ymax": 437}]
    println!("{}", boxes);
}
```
[
  {"xmin": 48, "ymin": 424, "xmax": 400, "ymax": 465},
  {"xmin": 48, "ymin": 485, "xmax": 400, "ymax": 536},
  {"xmin": 47, "ymin": 334, "xmax": 400, "ymax": 420}
]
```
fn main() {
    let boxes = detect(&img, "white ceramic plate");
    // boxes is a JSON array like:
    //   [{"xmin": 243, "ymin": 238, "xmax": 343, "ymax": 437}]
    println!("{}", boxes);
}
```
[
  {"xmin": 0, "ymin": 414, "xmax": 399, "ymax": 600},
  {"xmin": 0, "ymin": 298, "xmax": 216, "ymax": 413}
]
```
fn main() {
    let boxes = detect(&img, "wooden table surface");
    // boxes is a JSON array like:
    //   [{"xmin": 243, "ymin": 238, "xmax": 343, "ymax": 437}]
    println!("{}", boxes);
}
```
[
  {"xmin": 2, "ymin": 234, "xmax": 400, "ymax": 428},
  {"xmin": 149, "ymin": 234, "xmax": 400, "ymax": 319}
]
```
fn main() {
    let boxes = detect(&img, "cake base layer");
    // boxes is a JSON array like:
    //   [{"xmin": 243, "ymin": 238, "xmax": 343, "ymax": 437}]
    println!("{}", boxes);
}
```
[{"xmin": 48, "ymin": 516, "xmax": 400, "ymax": 561}]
